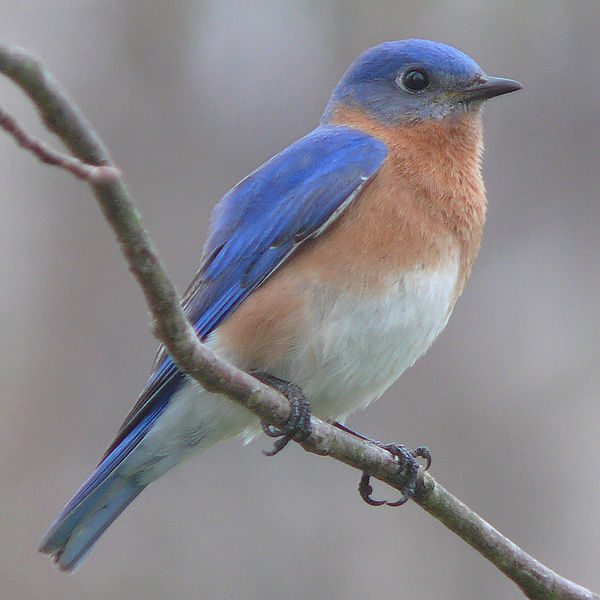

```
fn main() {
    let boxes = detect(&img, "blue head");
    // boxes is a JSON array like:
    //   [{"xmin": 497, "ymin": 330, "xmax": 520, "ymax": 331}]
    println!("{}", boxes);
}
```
[{"xmin": 322, "ymin": 39, "xmax": 521, "ymax": 124}]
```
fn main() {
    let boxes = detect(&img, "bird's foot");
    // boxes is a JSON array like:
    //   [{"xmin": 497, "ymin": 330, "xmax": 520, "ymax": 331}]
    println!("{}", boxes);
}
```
[
  {"xmin": 252, "ymin": 372, "xmax": 312, "ymax": 456},
  {"xmin": 333, "ymin": 422, "xmax": 430, "ymax": 507},
  {"xmin": 359, "ymin": 444, "xmax": 431, "ymax": 506}
]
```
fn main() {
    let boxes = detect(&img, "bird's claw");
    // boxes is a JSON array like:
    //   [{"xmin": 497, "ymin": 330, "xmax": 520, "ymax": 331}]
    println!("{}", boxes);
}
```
[
  {"xmin": 252, "ymin": 372, "xmax": 312, "ymax": 456},
  {"xmin": 359, "ymin": 444, "xmax": 431, "ymax": 507},
  {"xmin": 358, "ymin": 472, "xmax": 387, "ymax": 506}
]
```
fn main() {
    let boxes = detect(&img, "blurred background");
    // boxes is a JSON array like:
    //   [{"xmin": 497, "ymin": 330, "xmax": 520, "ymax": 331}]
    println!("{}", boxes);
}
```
[{"xmin": 1, "ymin": 2, "xmax": 599, "ymax": 599}]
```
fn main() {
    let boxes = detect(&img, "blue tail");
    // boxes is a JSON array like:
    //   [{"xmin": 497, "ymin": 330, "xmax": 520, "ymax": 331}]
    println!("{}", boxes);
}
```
[
  {"xmin": 38, "ymin": 469, "xmax": 144, "ymax": 572},
  {"xmin": 39, "ymin": 384, "xmax": 170, "ymax": 571}
]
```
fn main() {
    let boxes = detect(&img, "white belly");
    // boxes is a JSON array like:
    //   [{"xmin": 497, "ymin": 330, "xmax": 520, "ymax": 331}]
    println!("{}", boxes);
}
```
[{"xmin": 282, "ymin": 260, "xmax": 460, "ymax": 421}]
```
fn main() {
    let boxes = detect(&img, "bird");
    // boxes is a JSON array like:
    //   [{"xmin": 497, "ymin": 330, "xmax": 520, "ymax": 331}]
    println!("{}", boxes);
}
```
[{"xmin": 39, "ymin": 39, "xmax": 522, "ymax": 571}]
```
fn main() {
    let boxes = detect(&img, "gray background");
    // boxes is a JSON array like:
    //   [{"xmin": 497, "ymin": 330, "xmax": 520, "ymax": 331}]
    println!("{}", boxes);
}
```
[{"xmin": 1, "ymin": 2, "xmax": 599, "ymax": 599}]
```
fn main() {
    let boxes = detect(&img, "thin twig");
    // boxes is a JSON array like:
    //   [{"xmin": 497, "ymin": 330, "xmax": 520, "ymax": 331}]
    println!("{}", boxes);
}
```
[
  {"xmin": 0, "ymin": 101, "xmax": 120, "ymax": 182},
  {"xmin": 0, "ymin": 41, "xmax": 596, "ymax": 600}
]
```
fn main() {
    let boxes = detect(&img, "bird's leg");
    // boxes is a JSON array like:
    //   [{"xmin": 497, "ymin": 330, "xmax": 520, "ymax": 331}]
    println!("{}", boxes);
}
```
[
  {"xmin": 333, "ymin": 422, "xmax": 431, "ymax": 507},
  {"xmin": 252, "ymin": 372, "xmax": 312, "ymax": 456}
]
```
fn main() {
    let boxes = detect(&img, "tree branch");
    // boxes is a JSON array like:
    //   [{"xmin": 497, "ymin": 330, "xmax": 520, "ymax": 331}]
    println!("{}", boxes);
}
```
[{"xmin": 0, "ymin": 42, "xmax": 595, "ymax": 600}]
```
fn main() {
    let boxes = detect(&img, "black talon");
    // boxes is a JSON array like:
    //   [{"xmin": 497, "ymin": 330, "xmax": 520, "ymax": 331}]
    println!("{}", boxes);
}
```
[
  {"xmin": 358, "ymin": 472, "xmax": 386, "ymax": 506},
  {"xmin": 411, "ymin": 445, "xmax": 432, "ymax": 471},
  {"xmin": 383, "ymin": 444, "xmax": 418, "ymax": 506},
  {"xmin": 361, "ymin": 443, "xmax": 431, "ymax": 507},
  {"xmin": 253, "ymin": 372, "xmax": 312, "ymax": 456},
  {"xmin": 331, "ymin": 424, "xmax": 431, "ymax": 507}
]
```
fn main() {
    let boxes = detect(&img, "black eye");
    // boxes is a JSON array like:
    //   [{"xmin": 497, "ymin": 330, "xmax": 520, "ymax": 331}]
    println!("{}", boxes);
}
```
[{"xmin": 399, "ymin": 68, "xmax": 430, "ymax": 93}]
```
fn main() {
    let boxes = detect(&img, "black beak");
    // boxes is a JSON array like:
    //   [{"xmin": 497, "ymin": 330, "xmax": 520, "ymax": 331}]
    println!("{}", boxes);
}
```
[{"xmin": 462, "ymin": 76, "xmax": 523, "ymax": 101}]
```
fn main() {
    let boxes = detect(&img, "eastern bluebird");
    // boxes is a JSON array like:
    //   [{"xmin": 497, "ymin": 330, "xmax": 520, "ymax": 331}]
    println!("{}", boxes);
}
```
[{"xmin": 39, "ymin": 39, "xmax": 521, "ymax": 571}]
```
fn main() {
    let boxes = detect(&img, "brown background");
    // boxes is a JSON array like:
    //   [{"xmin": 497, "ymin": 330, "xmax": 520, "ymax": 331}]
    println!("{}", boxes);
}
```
[{"xmin": 1, "ymin": 2, "xmax": 599, "ymax": 599}]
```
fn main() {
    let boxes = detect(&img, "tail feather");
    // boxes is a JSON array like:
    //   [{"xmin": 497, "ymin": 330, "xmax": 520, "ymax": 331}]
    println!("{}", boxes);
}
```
[{"xmin": 39, "ymin": 474, "xmax": 144, "ymax": 572}]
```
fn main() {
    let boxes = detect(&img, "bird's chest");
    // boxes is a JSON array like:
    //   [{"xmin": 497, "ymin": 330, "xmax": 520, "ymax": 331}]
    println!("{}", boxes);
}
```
[{"xmin": 288, "ymin": 256, "xmax": 460, "ymax": 420}]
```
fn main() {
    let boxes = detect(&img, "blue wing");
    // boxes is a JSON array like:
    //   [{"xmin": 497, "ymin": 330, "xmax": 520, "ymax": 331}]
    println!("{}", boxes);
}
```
[
  {"xmin": 186, "ymin": 124, "xmax": 387, "ymax": 336},
  {"xmin": 99, "ymin": 124, "xmax": 387, "ymax": 475}
]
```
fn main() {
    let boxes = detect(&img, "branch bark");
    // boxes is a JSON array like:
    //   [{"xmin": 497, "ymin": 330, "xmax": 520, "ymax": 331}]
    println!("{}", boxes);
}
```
[{"xmin": 0, "ymin": 42, "xmax": 595, "ymax": 600}]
